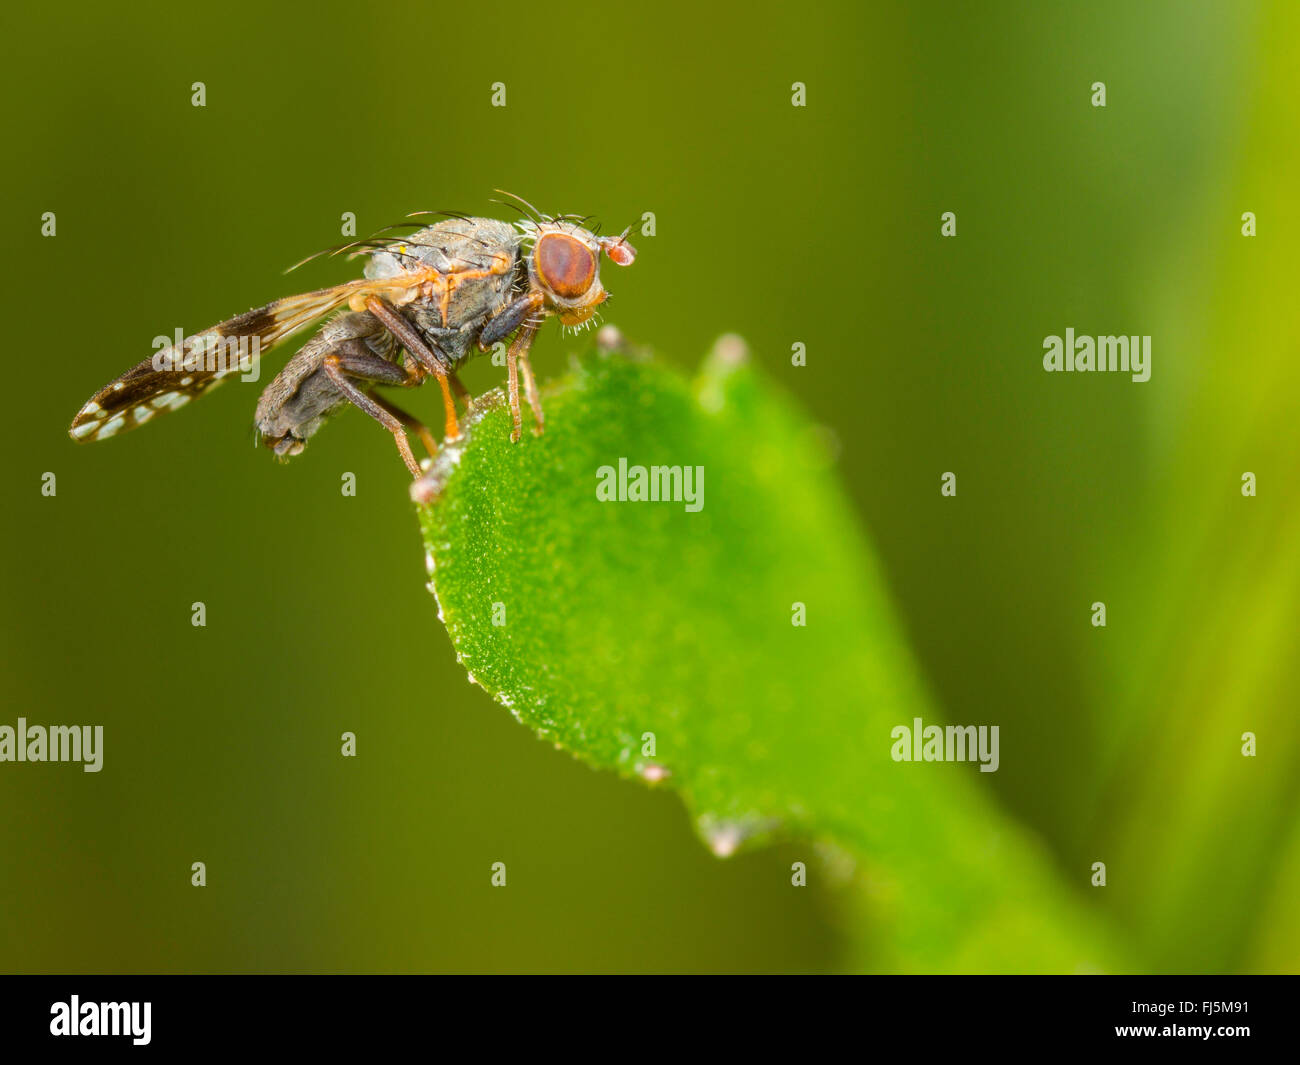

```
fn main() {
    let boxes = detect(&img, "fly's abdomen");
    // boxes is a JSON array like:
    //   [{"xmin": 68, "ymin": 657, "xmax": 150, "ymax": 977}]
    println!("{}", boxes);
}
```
[{"xmin": 254, "ymin": 312, "xmax": 393, "ymax": 453}]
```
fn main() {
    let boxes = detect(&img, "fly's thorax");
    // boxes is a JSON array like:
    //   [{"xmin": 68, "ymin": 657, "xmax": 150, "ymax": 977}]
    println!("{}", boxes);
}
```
[
  {"xmin": 364, "ymin": 218, "xmax": 521, "ymax": 280},
  {"xmin": 367, "ymin": 218, "xmax": 521, "ymax": 341}
]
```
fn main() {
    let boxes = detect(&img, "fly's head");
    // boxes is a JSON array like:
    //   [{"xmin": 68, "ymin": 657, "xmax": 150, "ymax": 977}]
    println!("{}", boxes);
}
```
[{"xmin": 519, "ymin": 219, "xmax": 637, "ymax": 328}]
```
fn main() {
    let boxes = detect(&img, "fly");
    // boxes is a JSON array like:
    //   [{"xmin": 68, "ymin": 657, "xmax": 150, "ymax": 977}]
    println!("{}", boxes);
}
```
[{"xmin": 68, "ymin": 192, "xmax": 637, "ymax": 477}]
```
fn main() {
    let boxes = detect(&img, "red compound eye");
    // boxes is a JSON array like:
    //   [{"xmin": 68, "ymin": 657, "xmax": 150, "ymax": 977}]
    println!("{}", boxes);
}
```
[{"xmin": 535, "ymin": 233, "xmax": 597, "ymax": 299}]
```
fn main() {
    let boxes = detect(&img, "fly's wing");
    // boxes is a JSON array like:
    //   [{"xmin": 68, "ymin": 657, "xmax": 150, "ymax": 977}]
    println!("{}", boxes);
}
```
[{"xmin": 69, "ymin": 275, "xmax": 421, "ymax": 443}]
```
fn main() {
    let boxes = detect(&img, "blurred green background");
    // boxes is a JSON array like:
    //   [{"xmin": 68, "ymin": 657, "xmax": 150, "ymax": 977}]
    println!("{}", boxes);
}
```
[{"xmin": 2, "ymin": 0, "xmax": 1296, "ymax": 972}]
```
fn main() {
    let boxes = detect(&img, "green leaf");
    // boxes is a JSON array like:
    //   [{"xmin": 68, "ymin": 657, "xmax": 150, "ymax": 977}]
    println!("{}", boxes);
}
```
[{"xmin": 415, "ymin": 338, "xmax": 1128, "ymax": 972}]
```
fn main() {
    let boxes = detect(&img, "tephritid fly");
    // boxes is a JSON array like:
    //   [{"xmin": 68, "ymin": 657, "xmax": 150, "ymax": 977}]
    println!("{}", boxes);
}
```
[{"xmin": 69, "ymin": 193, "xmax": 637, "ymax": 476}]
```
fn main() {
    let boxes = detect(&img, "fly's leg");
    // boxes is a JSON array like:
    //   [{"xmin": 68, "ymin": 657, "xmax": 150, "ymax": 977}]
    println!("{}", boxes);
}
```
[
  {"xmin": 333, "ymin": 340, "xmax": 437, "ymax": 463},
  {"xmin": 480, "ymin": 292, "xmax": 546, "ymax": 443},
  {"xmin": 505, "ymin": 323, "xmax": 540, "ymax": 443},
  {"xmin": 518, "ymin": 351, "xmax": 545, "ymax": 436},
  {"xmin": 319, "ymin": 351, "xmax": 423, "ymax": 477},
  {"xmin": 450, "ymin": 372, "xmax": 474, "ymax": 415},
  {"xmin": 369, "ymin": 391, "xmax": 438, "ymax": 459},
  {"xmin": 363, "ymin": 297, "xmax": 461, "ymax": 441},
  {"xmin": 506, "ymin": 348, "xmax": 518, "ymax": 443},
  {"xmin": 479, "ymin": 292, "xmax": 544, "ymax": 350}
]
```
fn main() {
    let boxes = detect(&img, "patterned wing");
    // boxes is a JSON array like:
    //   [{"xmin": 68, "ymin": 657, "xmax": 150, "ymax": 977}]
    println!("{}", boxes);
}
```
[{"xmin": 69, "ymin": 275, "xmax": 421, "ymax": 443}]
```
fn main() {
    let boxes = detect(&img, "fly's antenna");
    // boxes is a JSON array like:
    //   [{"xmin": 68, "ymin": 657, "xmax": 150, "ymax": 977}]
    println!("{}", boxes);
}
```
[{"xmin": 595, "ymin": 224, "xmax": 637, "ymax": 266}]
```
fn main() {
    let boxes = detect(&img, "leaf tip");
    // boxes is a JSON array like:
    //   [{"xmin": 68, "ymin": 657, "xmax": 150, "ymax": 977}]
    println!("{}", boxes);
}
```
[
  {"xmin": 710, "ymin": 333, "xmax": 751, "ymax": 368},
  {"xmin": 409, "ymin": 393, "xmax": 507, "ymax": 507},
  {"xmin": 697, "ymin": 334, "xmax": 753, "ymax": 414}
]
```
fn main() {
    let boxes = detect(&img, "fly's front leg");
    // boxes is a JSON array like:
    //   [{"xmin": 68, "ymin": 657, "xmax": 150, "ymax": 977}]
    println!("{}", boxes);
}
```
[
  {"xmin": 363, "ymin": 297, "xmax": 461, "ymax": 441},
  {"xmin": 518, "ymin": 351, "xmax": 545, "ymax": 437},
  {"xmin": 479, "ymin": 291, "xmax": 544, "ymax": 350},
  {"xmin": 480, "ymin": 292, "xmax": 545, "ymax": 444},
  {"xmin": 505, "ymin": 323, "xmax": 540, "ymax": 443},
  {"xmin": 320, "ymin": 350, "xmax": 424, "ymax": 477}
]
